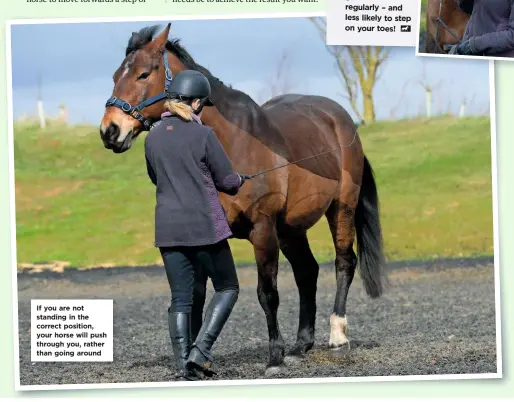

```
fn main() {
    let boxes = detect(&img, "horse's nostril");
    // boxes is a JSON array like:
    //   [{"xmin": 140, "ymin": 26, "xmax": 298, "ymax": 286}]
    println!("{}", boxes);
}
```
[{"xmin": 105, "ymin": 123, "xmax": 120, "ymax": 142}]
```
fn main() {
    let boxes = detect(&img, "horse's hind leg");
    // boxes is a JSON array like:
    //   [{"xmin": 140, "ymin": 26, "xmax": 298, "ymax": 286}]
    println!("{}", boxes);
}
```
[
  {"xmin": 325, "ymin": 200, "xmax": 358, "ymax": 354},
  {"xmin": 278, "ymin": 231, "xmax": 319, "ymax": 362}
]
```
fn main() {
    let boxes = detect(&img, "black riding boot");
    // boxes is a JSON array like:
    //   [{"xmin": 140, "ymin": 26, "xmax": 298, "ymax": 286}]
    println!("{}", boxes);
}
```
[
  {"xmin": 186, "ymin": 289, "xmax": 239, "ymax": 377},
  {"xmin": 168, "ymin": 310, "xmax": 199, "ymax": 381},
  {"xmin": 191, "ymin": 310, "xmax": 203, "ymax": 343},
  {"xmin": 191, "ymin": 287, "xmax": 206, "ymax": 342}
]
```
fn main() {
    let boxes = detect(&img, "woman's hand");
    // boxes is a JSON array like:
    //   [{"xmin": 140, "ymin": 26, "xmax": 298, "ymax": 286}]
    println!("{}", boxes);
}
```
[
  {"xmin": 448, "ymin": 39, "xmax": 477, "ymax": 55},
  {"xmin": 238, "ymin": 173, "xmax": 252, "ymax": 184},
  {"xmin": 448, "ymin": 44, "xmax": 459, "ymax": 54}
]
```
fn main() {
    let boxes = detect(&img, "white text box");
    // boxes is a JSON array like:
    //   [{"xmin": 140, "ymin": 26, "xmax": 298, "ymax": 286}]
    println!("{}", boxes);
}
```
[
  {"xmin": 327, "ymin": 0, "xmax": 419, "ymax": 47},
  {"xmin": 31, "ymin": 299, "xmax": 113, "ymax": 362}
]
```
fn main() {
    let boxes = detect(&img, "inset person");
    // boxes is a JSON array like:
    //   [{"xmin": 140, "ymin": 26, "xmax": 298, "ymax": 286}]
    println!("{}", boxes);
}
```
[{"xmin": 449, "ymin": 0, "xmax": 514, "ymax": 57}]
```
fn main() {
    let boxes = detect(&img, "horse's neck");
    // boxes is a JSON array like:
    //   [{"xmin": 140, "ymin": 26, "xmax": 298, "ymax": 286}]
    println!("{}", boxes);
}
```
[
  {"xmin": 441, "ymin": 0, "xmax": 468, "ymax": 27},
  {"xmin": 201, "ymin": 105, "xmax": 245, "ymax": 159},
  {"xmin": 199, "ymin": 83, "xmax": 273, "ymax": 162},
  {"xmin": 443, "ymin": 0, "xmax": 459, "ymax": 16},
  {"xmin": 166, "ymin": 58, "xmax": 275, "ymax": 163}
]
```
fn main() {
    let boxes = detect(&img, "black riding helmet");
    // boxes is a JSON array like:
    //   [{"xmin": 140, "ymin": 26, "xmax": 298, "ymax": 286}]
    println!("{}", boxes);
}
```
[{"xmin": 166, "ymin": 70, "xmax": 214, "ymax": 108}]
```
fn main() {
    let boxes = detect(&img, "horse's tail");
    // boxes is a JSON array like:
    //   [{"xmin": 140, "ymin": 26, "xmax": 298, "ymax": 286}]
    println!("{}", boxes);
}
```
[{"xmin": 355, "ymin": 155, "xmax": 388, "ymax": 298}]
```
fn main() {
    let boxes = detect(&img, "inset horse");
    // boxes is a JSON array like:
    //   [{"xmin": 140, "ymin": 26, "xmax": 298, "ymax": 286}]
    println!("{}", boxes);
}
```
[
  {"xmin": 99, "ymin": 23, "xmax": 388, "ymax": 375},
  {"xmin": 424, "ymin": 0, "xmax": 470, "ymax": 53}
]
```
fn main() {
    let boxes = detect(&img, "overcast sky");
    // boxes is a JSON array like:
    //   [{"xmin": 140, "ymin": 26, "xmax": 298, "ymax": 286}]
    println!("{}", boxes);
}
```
[{"xmin": 10, "ymin": 17, "xmax": 491, "ymax": 124}]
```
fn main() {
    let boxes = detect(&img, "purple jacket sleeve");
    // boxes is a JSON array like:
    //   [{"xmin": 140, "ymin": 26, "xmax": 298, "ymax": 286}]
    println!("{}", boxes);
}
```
[
  {"xmin": 470, "ymin": 4, "xmax": 514, "ymax": 54},
  {"xmin": 458, "ymin": 0, "xmax": 474, "ymax": 14},
  {"xmin": 204, "ymin": 129, "xmax": 242, "ymax": 196}
]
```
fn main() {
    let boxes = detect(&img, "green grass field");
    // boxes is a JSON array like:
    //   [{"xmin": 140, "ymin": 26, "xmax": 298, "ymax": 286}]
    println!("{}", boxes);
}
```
[{"xmin": 13, "ymin": 115, "xmax": 493, "ymax": 268}]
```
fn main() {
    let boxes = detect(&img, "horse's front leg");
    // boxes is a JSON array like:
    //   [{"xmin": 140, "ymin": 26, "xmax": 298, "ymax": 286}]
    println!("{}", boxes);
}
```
[{"xmin": 250, "ymin": 217, "xmax": 286, "ymax": 376}]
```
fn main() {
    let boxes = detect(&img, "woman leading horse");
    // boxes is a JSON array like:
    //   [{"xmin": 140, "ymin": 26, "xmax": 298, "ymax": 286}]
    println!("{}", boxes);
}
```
[
  {"xmin": 145, "ymin": 69, "xmax": 252, "ymax": 380},
  {"xmin": 100, "ymin": 23, "xmax": 387, "ymax": 376}
]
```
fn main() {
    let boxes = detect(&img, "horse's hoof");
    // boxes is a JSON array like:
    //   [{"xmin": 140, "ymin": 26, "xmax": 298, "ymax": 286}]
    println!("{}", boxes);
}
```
[
  {"xmin": 329, "ymin": 341, "xmax": 350, "ymax": 358},
  {"xmin": 284, "ymin": 342, "xmax": 312, "ymax": 365},
  {"xmin": 284, "ymin": 354, "xmax": 306, "ymax": 366},
  {"xmin": 264, "ymin": 365, "xmax": 288, "ymax": 377}
]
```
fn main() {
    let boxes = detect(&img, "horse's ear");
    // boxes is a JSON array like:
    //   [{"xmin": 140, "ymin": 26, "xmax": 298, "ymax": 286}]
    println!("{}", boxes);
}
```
[{"xmin": 149, "ymin": 23, "xmax": 171, "ymax": 53}]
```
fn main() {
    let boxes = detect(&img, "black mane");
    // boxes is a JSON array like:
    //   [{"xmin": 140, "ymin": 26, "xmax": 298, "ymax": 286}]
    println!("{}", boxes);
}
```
[{"xmin": 126, "ymin": 24, "xmax": 225, "ymax": 86}]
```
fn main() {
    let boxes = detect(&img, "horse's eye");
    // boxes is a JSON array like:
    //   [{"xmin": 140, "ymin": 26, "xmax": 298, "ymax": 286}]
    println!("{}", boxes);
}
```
[{"xmin": 137, "ymin": 72, "xmax": 150, "ymax": 80}]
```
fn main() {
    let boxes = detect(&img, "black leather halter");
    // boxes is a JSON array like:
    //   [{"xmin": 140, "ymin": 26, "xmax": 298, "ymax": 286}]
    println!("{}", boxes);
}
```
[{"xmin": 105, "ymin": 51, "xmax": 173, "ymax": 130}]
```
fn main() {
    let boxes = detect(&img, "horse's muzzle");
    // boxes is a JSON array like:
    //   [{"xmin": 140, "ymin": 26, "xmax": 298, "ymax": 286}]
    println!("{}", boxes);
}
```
[{"xmin": 99, "ymin": 123, "xmax": 132, "ymax": 154}]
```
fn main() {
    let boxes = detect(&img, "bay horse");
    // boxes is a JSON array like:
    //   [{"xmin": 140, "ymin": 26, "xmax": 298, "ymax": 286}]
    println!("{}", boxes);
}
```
[
  {"xmin": 99, "ymin": 23, "xmax": 387, "ymax": 375},
  {"xmin": 424, "ymin": 0, "xmax": 470, "ymax": 53}
]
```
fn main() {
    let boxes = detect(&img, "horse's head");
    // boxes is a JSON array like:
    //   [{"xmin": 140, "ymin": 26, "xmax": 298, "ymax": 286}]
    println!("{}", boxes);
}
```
[
  {"xmin": 100, "ymin": 23, "xmax": 172, "ymax": 153},
  {"xmin": 425, "ymin": 0, "xmax": 469, "ymax": 53}
]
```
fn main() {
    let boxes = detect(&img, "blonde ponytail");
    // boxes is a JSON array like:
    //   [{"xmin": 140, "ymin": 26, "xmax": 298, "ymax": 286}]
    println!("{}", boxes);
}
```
[{"xmin": 163, "ymin": 99, "xmax": 194, "ymax": 121}]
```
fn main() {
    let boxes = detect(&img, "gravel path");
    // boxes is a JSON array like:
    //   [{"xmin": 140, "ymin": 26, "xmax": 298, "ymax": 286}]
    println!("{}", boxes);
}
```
[{"xmin": 17, "ymin": 257, "xmax": 498, "ymax": 386}]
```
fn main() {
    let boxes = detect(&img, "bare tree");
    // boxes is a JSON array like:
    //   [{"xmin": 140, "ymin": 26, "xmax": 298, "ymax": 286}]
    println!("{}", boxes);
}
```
[
  {"xmin": 268, "ymin": 48, "xmax": 294, "ymax": 98},
  {"xmin": 386, "ymin": 80, "xmax": 410, "ymax": 120},
  {"xmin": 432, "ymin": 85, "xmax": 450, "ymax": 116},
  {"xmin": 459, "ymin": 92, "xmax": 476, "ymax": 118},
  {"xmin": 418, "ymin": 63, "xmax": 442, "ymax": 118},
  {"xmin": 257, "ymin": 47, "xmax": 303, "ymax": 104},
  {"xmin": 444, "ymin": 98, "xmax": 454, "ymax": 116},
  {"xmin": 309, "ymin": 17, "xmax": 390, "ymax": 124},
  {"xmin": 480, "ymin": 103, "xmax": 490, "ymax": 116},
  {"xmin": 418, "ymin": 103, "xmax": 424, "ymax": 118}
]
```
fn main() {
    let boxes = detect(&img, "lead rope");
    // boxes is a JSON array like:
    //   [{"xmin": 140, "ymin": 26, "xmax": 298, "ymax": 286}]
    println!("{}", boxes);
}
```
[{"xmin": 246, "ymin": 128, "xmax": 358, "ymax": 180}]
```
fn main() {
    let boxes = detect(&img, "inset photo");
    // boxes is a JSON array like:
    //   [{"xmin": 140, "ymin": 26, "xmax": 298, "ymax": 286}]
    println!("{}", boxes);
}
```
[{"xmin": 417, "ymin": 0, "xmax": 514, "ymax": 59}]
